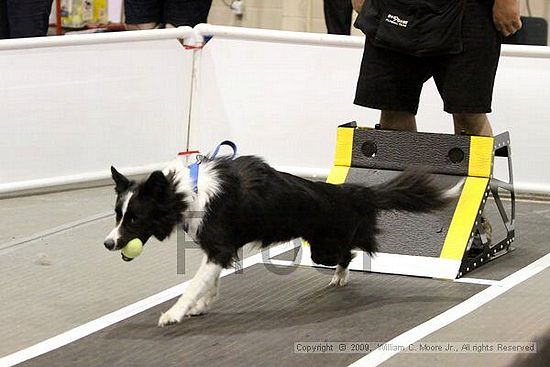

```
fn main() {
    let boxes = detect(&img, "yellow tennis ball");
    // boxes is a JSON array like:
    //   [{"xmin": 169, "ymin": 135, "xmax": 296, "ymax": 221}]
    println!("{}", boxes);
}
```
[{"xmin": 121, "ymin": 238, "xmax": 143, "ymax": 261}]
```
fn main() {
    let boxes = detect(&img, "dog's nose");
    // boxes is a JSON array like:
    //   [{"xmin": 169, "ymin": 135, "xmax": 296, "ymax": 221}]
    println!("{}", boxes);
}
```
[{"xmin": 104, "ymin": 238, "xmax": 115, "ymax": 250}]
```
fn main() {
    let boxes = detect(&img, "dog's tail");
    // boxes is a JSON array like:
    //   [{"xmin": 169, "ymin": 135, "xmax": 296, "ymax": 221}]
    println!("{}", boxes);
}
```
[{"xmin": 367, "ymin": 170, "xmax": 463, "ymax": 213}]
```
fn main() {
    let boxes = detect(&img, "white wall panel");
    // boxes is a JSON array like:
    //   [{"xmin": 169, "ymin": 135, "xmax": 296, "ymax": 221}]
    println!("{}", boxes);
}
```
[
  {"xmin": 0, "ymin": 31, "xmax": 194, "ymax": 193},
  {"xmin": 192, "ymin": 36, "xmax": 366, "ymax": 177},
  {"xmin": 193, "ymin": 28, "xmax": 550, "ymax": 194}
]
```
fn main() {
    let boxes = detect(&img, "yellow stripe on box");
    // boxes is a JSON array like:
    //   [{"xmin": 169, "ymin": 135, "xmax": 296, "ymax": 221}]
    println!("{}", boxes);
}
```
[
  {"xmin": 326, "ymin": 166, "xmax": 350, "ymax": 185},
  {"xmin": 440, "ymin": 177, "xmax": 489, "ymax": 260},
  {"xmin": 468, "ymin": 136, "xmax": 493, "ymax": 178},
  {"xmin": 333, "ymin": 127, "xmax": 354, "ymax": 167}
]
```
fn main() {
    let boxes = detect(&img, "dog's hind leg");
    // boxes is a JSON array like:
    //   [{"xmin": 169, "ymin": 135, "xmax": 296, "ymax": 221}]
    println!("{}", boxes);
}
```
[
  {"xmin": 158, "ymin": 255, "xmax": 222, "ymax": 326},
  {"xmin": 330, "ymin": 220, "xmax": 379, "ymax": 288},
  {"xmin": 329, "ymin": 251, "xmax": 352, "ymax": 287}
]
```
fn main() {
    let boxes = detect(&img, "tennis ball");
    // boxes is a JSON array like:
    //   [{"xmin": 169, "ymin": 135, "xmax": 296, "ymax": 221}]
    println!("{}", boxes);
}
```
[{"xmin": 121, "ymin": 238, "xmax": 143, "ymax": 261}]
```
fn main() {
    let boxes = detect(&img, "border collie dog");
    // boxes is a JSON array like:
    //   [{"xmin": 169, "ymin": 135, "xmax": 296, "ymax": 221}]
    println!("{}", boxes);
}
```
[{"xmin": 104, "ymin": 153, "xmax": 456, "ymax": 327}]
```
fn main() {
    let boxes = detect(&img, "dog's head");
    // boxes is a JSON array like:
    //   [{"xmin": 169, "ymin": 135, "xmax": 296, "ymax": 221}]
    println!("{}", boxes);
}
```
[{"xmin": 103, "ymin": 167, "xmax": 188, "ymax": 252}]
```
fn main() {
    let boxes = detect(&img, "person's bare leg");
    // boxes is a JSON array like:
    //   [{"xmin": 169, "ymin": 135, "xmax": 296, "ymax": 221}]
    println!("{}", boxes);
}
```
[
  {"xmin": 126, "ymin": 22, "xmax": 157, "ymax": 30},
  {"xmin": 380, "ymin": 110, "xmax": 417, "ymax": 132},
  {"xmin": 453, "ymin": 113, "xmax": 493, "ymax": 137}
]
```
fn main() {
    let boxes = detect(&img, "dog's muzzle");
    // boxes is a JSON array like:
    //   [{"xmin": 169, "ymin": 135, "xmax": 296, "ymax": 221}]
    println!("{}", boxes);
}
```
[
  {"xmin": 121, "ymin": 253, "xmax": 134, "ymax": 262},
  {"xmin": 104, "ymin": 238, "xmax": 115, "ymax": 251}
]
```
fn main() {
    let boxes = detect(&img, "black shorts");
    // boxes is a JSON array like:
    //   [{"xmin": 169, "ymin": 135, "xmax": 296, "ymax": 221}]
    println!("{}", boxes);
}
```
[
  {"xmin": 0, "ymin": 0, "xmax": 53, "ymax": 39},
  {"xmin": 124, "ymin": 0, "xmax": 212, "ymax": 27},
  {"xmin": 354, "ymin": 0, "xmax": 502, "ymax": 115}
]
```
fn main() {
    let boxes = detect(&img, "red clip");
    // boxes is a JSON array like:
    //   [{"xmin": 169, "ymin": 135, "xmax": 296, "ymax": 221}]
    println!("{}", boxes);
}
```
[
  {"xmin": 178, "ymin": 150, "xmax": 200, "ymax": 156},
  {"xmin": 184, "ymin": 44, "xmax": 204, "ymax": 50}
]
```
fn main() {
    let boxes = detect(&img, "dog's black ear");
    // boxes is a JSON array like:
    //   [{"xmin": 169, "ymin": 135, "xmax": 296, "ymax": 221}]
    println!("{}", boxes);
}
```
[
  {"xmin": 142, "ymin": 171, "xmax": 169, "ymax": 198},
  {"xmin": 111, "ymin": 166, "xmax": 131, "ymax": 194}
]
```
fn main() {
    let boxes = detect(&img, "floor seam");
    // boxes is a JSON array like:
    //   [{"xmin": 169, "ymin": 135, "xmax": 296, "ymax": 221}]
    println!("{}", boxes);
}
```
[{"xmin": 0, "ymin": 211, "xmax": 113, "ymax": 254}]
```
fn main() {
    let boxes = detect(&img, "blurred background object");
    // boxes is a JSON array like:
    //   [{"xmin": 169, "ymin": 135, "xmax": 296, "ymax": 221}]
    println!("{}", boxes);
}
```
[{"xmin": 323, "ymin": 0, "xmax": 352, "ymax": 35}]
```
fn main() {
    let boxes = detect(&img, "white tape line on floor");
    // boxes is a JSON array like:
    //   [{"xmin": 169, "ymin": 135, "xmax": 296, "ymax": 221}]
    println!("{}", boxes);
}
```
[
  {"xmin": 0, "ymin": 241, "xmax": 297, "ymax": 367},
  {"xmin": 347, "ymin": 252, "xmax": 550, "ymax": 367}
]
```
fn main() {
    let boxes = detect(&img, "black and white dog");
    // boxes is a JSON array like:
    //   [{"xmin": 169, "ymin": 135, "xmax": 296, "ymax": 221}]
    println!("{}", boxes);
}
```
[{"xmin": 104, "ymin": 152, "xmax": 457, "ymax": 326}]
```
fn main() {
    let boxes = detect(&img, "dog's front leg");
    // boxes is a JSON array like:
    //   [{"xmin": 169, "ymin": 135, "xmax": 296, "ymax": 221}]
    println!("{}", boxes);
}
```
[
  {"xmin": 158, "ymin": 256, "xmax": 222, "ymax": 327},
  {"xmin": 187, "ymin": 275, "xmax": 220, "ymax": 316}
]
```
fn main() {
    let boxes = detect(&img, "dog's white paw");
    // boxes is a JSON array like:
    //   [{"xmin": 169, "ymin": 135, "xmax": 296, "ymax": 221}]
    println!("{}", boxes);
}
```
[
  {"xmin": 329, "ymin": 267, "xmax": 349, "ymax": 287},
  {"xmin": 187, "ymin": 298, "xmax": 210, "ymax": 316},
  {"xmin": 158, "ymin": 307, "xmax": 185, "ymax": 327}
]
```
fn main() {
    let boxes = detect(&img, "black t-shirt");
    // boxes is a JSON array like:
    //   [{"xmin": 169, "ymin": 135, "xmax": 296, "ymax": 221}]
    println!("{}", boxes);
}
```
[{"xmin": 355, "ymin": 0, "xmax": 467, "ymax": 56}]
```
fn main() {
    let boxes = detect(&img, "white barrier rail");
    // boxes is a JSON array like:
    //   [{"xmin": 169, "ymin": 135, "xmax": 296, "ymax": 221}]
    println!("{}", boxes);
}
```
[
  {"xmin": 0, "ymin": 27, "xmax": 197, "ymax": 50},
  {"xmin": 0, "ymin": 163, "xmax": 169, "ymax": 196},
  {"xmin": 194, "ymin": 24, "xmax": 364, "ymax": 48},
  {"xmin": 195, "ymin": 24, "xmax": 550, "ymax": 59}
]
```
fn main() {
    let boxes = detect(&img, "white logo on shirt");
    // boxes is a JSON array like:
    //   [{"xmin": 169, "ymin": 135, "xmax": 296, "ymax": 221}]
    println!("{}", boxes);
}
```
[{"xmin": 385, "ymin": 14, "xmax": 409, "ymax": 28}]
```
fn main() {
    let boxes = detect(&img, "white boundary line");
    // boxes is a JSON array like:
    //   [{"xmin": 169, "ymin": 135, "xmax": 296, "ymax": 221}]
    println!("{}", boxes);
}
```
[
  {"xmin": 0, "ymin": 242, "xmax": 297, "ymax": 367},
  {"xmin": 453, "ymin": 277, "xmax": 502, "ymax": 287},
  {"xmin": 267, "ymin": 245, "xmax": 464, "ymax": 280},
  {"xmin": 264, "ymin": 257, "xmax": 502, "ymax": 287},
  {"xmin": 347, "ymin": 252, "xmax": 550, "ymax": 367}
]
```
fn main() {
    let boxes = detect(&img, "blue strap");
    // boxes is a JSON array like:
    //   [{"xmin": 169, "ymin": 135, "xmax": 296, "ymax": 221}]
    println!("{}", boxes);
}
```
[
  {"xmin": 210, "ymin": 140, "xmax": 237, "ymax": 159},
  {"xmin": 188, "ymin": 140, "xmax": 237, "ymax": 193},
  {"xmin": 188, "ymin": 160, "xmax": 200, "ymax": 193}
]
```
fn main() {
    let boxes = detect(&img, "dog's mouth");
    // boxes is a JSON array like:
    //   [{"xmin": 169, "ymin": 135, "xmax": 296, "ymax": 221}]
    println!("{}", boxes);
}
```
[
  {"xmin": 119, "ymin": 238, "xmax": 148, "ymax": 261},
  {"xmin": 121, "ymin": 253, "xmax": 134, "ymax": 262}
]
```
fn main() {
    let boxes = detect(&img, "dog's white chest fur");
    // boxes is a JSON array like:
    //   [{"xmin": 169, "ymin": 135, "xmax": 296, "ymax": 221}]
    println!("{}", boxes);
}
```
[{"xmin": 163, "ymin": 157, "xmax": 222, "ymax": 240}]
